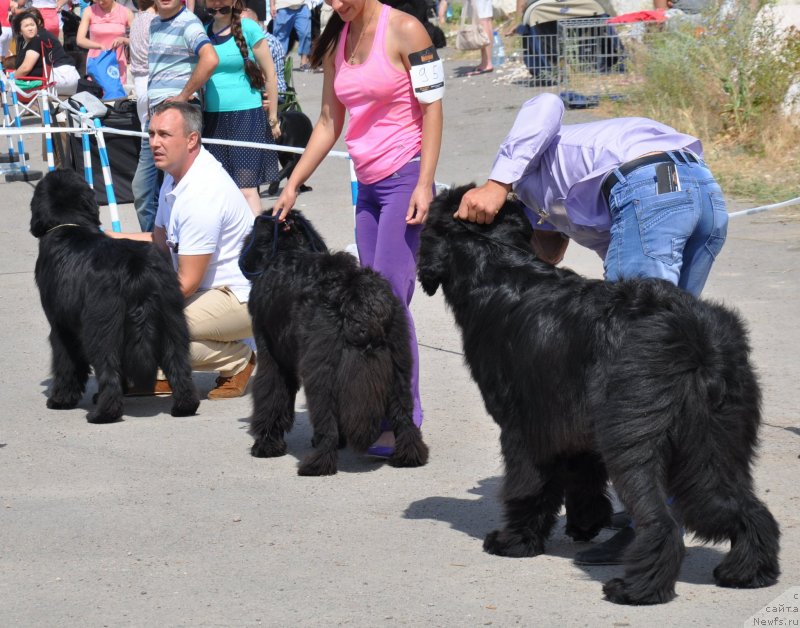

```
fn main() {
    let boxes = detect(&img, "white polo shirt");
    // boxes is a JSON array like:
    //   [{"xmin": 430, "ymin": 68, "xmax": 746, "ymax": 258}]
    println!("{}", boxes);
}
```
[{"xmin": 155, "ymin": 147, "xmax": 253, "ymax": 303}]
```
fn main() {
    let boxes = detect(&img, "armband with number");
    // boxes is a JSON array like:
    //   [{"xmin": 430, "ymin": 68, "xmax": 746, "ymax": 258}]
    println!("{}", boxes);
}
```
[{"xmin": 409, "ymin": 46, "xmax": 445, "ymax": 104}]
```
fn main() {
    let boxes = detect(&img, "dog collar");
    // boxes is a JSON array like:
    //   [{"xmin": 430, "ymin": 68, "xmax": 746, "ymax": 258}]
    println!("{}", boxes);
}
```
[{"xmin": 45, "ymin": 224, "xmax": 81, "ymax": 234}]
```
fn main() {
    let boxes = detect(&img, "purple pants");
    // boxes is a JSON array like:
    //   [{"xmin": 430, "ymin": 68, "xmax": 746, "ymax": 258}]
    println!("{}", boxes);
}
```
[{"xmin": 355, "ymin": 157, "xmax": 425, "ymax": 428}]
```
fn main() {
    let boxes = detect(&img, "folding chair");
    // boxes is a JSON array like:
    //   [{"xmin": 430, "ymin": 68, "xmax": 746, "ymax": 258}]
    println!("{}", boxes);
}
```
[{"xmin": 5, "ymin": 41, "xmax": 59, "ymax": 118}]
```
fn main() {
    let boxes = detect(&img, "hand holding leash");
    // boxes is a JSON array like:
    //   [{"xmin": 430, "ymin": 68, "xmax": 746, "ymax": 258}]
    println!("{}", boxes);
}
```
[{"xmin": 274, "ymin": 186, "xmax": 298, "ymax": 221}]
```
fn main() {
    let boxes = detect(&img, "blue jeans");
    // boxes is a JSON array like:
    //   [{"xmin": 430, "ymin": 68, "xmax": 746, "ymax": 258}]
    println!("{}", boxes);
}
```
[
  {"xmin": 131, "ymin": 120, "xmax": 160, "ymax": 232},
  {"xmin": 604, "ymin": 152, "xmax": 728, "ymax": 296},
  {"xmin": 273, "ymin": 6, "xmax": 312, "ymax": 57}
]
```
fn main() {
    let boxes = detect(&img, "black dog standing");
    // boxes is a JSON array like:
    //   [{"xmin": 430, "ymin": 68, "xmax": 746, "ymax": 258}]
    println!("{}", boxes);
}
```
[
  {"xmin": 30, "ymin": 170, "xmax": 199, "ymax": 423},
  {"xmin": 239, "ymin": 209, "xmax": 429, "ymax": 476},
  {"xmin": 417, "ymin": 185, "xmax": 779, "ymax": 605}
]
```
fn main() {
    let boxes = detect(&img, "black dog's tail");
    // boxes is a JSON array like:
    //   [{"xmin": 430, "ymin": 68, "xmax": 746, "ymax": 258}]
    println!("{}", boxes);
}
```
[
  {"xmin": 122, "ymin": 295, "xmax": 162, "ymax": 387},
  {"xmin": 335, "ymin": 346, "xmax": 395, "ymax": 451}
]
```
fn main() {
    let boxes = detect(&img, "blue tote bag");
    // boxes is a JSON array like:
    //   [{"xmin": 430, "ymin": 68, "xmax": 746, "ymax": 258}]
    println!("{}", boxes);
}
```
[{"xmin": 86, "ymin": 50, "xmax": 126, "ymax": 100}]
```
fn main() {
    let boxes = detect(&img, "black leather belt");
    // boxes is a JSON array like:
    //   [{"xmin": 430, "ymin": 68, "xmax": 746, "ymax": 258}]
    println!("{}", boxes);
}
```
[{"xmin": 601, "ymin": 151, "xmax": 699, "ymax": 200}]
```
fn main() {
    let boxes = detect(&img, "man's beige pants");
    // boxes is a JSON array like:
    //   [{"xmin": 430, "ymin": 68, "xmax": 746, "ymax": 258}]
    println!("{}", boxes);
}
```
[{"xmin": 160, "ymin": 287, "xmax": 253, "ymax": 379}]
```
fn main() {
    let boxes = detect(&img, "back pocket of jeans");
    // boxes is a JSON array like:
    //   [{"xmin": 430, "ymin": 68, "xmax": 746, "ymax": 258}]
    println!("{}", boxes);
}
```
[{"xmin": 634, "ymin": 190, "xmax": 698, "ymax": 264}]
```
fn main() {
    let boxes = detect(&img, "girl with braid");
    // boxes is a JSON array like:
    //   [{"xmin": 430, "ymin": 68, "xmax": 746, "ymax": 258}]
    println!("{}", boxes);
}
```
[{"xmin": 203, "ymin": 0, "xmax": 281, "ymax": 215}]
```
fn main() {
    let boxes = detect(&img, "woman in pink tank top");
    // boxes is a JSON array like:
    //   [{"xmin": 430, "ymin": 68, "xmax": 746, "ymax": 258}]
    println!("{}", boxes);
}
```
[
  {"xmin": 77, "ymin": 0, "xmax": 134, "ymax": 84},
  {"xmin": 274, "ymin": 0, "xmax": 443, "ymax": 458}
]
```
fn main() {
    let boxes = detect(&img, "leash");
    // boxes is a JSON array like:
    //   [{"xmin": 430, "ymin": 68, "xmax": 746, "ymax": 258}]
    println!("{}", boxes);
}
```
[{"xmin": 238, "ymin": 213, "xmax": 326, "ymax": 280}]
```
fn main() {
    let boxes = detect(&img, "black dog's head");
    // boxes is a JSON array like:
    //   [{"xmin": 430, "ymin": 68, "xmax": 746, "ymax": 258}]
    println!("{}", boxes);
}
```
[
  {"xmin": 417, "ymin": 184, "xmax": 535, "ymax": 295},
  {"xmin": 239, "ymin": 208, "xmax": 328, "ymax": 279},
  {"xmin": 30, "ymin": 169, "xmax": 101, "ymax": 239}
]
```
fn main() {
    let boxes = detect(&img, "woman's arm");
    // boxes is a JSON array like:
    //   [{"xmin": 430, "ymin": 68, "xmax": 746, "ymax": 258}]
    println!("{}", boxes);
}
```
[
  {"xmin": 76, "ymin": 10, "xmax": 103, "ymax": 50},
  {"xmin": 252, "ymin": 38, "xmax": 280, "ymax": 139},
  {"xmin": 392, "ymin": 12, "xmax": 443, "ymax": 224},
  {"xmin": 16, "ymin": 49, "xmax": 40, "ymax": 77},
  {"xmin": 273, "ymin": 50, "xmax": 346, "ymax": 220},
  {"xmin": 409, "ymin": 98, "xmax": 443, "ymax": 224}
]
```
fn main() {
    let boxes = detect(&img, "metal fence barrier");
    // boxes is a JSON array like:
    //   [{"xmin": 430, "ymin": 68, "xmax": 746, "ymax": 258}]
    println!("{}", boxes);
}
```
[{"xmin": 507, "ymin": 16, "xmax": 660, "ymax": 104}]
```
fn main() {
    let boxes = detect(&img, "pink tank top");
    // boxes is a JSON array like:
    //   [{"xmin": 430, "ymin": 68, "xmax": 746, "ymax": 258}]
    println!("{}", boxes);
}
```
[{"xmin": 334, "ymin": 4, "xmax": 423, "ymax": 185}]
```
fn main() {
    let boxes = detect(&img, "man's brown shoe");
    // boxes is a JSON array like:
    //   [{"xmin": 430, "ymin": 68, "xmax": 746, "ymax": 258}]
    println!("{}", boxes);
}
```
[
  {"xmin": 124, "ymin": 379, "xmax": 173, "ymax": 397},
  {"xmin": 207, "ymin": 353, "xmax": 256, "ymax": 400}
]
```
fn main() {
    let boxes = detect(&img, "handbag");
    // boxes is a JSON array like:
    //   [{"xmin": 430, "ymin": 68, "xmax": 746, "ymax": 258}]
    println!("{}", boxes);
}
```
[
  {"xmin": 86, "ymin": 50, "xmax": 126, "ymax": 100},
  {"xmin": 455, "ymin": 1, "xmax": 490, "ymax": 51}
]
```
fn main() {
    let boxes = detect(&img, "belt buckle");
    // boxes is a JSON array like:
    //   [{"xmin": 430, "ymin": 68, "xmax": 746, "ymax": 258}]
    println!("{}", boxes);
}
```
[{"xmin": 535, "ymin": 207, "xmax": 549, "ymax": 225}]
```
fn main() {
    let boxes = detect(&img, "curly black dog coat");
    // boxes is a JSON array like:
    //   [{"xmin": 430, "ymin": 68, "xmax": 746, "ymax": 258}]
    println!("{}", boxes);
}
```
[
  {"xmin": 239, "ymin": 209, "xmax": 429, "ymax": 476},
  {"xmin": 417, "ymin": 184, "xmax": 779, "ymax": 605},
  {"xmin": 30, "ymin": 170, "xmax": 199, "ymax": 423}
]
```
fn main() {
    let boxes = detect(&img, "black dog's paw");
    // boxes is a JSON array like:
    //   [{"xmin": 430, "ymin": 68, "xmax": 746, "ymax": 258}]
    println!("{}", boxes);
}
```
[
  {"xmin": 87, "ymin": 409, "xmax": 123, "ymax": 424},
  {"xmin": 603, "ymin": 577, "xmax": 675, "ymax": 605},
  {"xmin": 298, "ymin": 449, "xmax": 338, "ymax": 476},
  {"xmin": 251, "ymin": 437, "xmax": 287, "ymax": 458},
  {"xmin": 565, "ymin": 518, "xmax": 606, "ymax": 543},
  {"xmin": 388, "ymin": 432, "xmax": 429, "ymax": 468},
  {"xmin": 483, "ymin": 528, "xmax": 544, "ymax": 557},
  {"xmin": 267, "ymin": 181, "xmax": 280, "ymax": 196},
  {"xmin": 170, "ymin": 399, "xmax": 200, "ymax": 417},
  {"xmin": 713, "ymin": 561, "xmax": 779, "ymax": 589},
  {"xmin": 47, "ymin": 396, "xmax": 80, "ymax": 410},
  {"xmin": 298, "ymin": 184, "xmax": 312, "ymax": 193}
]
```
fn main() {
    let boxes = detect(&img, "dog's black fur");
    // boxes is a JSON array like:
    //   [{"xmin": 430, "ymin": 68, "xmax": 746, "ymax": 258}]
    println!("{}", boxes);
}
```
[
  {"xmin": 239, "ymin": 209, "xmax": 429, "ymax": 475},
  {"xmin": 30, "ymin": 170, "xmax": 199, "ymax": 423},
  {"xmin": 417, "ymin": 184, "xmax": 780, "ymax": 605},
  {"xmin": 267, "ymin": 110, "xmax": 314, "ymax": 197}
]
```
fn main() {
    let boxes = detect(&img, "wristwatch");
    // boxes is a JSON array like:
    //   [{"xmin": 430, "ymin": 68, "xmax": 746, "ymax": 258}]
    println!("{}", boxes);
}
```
[{"xmin": 269, "ymin": 118, "xmax": 279, "ymax": 127}]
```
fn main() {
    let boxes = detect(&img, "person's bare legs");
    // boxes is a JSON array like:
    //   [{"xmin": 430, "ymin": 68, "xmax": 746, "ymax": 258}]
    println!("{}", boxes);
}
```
[
  {"xmin": 467, "ymin": 16, "xmax": 493, "ymax": 74},
  {"xmin": 479, "ymin": 17, "xmax": 493, "ymax": 71},
  {"xmin": 241, "ymin": 187, "xmax": 263, "ymax": 216}
]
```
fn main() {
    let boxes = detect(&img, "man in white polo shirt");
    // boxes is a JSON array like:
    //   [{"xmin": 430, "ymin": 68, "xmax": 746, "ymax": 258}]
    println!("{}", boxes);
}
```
[{"xmin": 111, "ymin": 101, "xmax": 255, "ymax": 399}]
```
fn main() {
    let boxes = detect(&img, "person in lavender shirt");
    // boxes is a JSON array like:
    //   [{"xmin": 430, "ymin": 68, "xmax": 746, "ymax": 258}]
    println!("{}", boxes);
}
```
[{"xmin": 455, "ymin": 91, "xmax": 730, "ymax": 564}]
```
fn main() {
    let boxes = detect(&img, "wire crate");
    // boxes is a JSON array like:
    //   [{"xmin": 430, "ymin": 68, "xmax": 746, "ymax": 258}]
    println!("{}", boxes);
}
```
[
  {"xmin": 558, "ymin": 17, "xmax": 627, "ymax": 105},
  {"xmin": 509, "ymin": 16, "xmax": 648, "ymax": 104}
]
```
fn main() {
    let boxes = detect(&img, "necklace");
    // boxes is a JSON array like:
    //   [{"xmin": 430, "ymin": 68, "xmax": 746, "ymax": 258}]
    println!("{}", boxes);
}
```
[
  {"xmin": 211, "ymin": 24, "xmax": 231, "ymax": 40},
  {"xmin": 348, "ymin": 0, "xmax": 377, "ymax": 64}
]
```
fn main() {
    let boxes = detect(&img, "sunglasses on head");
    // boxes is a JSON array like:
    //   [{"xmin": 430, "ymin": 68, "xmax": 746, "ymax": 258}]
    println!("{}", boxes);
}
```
[{"xmin": 206, "ymin": 6, "xmax": 232, "ymax": 15}]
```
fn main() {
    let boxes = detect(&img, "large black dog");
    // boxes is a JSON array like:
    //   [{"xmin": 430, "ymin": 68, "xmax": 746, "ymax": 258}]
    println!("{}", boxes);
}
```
[
  {"xmin": 30, "ymin": 170, "xmax": 199, "ymax": 423},
  {"xmin": 239, "ymin": 210, "xmax": 429, "ymax": 475},
  {"xmin": 417, "ymin": 185, "xmax": 779, "ymax": 605}
]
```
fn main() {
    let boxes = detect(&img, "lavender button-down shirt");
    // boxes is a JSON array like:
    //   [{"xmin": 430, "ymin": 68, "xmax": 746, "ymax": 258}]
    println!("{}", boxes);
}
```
[{"xmin": 489, "ymin": 93, "xmax": 703, "ymax": 256}]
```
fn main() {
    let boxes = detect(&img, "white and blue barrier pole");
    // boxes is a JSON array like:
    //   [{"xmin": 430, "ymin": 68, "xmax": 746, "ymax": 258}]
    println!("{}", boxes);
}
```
[
  {"xmin": 92, "ymin": 117, "xmax": 120, "ymax": 232},
  {"xmin": 346, "ymin": 157, "xmax": 361, "ymax": 260},
  {"xmin": 0, "ymin": 75, "xmax": 21, "ymax": 164},
  {"xmin": 79, "ymin": 107, "xmax": 94, "ymax": 188},
  {"xmin": 4, "ymin": 72, "xmax": 42, "ymax": 182},
  {"xmin": 40, "ymin": 91, "xmax": 55, "ymax": 172}
]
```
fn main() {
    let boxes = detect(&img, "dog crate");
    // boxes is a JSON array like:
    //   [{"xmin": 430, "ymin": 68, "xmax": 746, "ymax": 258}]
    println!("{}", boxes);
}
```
[
  {"xmin": 557, "ymin": 17, "xmax": 627, "ymax": 106},
  {"xmin": 510, "ymin": 15, "xmax": 636, "ymax": 106}
]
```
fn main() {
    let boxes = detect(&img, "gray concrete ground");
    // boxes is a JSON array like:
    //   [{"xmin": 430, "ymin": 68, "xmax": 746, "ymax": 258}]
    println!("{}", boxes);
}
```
[{"xmin": 1, "ymin": 59, "xmax": 798, "ymax": 627}]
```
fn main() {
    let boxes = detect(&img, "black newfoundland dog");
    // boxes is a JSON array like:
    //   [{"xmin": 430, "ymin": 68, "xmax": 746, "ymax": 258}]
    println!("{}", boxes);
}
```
[
  {"xmin": 417, "ymin": 185, "xmax": 779, "ymax": 605},
  {"xmin": 266, "ymin": 110, "xmax": 314, "ymax": 197},
  {"xmin": 30, "ymin": 170, "xmax": 199, "ymax": 423},
  {"xmin": 239, "ymin": 210, "xmax": 429, "ymax": 476}
]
